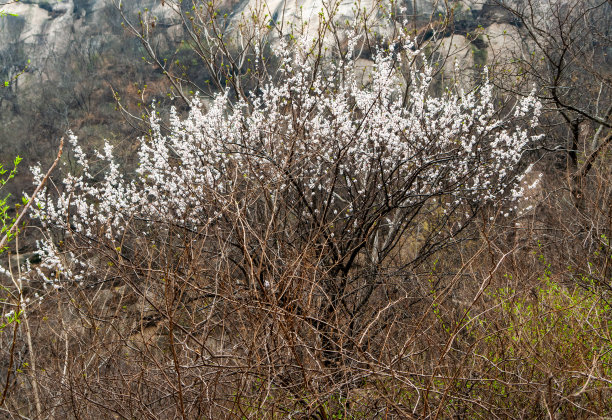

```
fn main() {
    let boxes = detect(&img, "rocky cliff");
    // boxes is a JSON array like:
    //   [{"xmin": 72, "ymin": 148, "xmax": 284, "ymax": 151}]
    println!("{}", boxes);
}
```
[{"xmin": 0, "ymin": 0, "xmax": 514, "ymax": 87}]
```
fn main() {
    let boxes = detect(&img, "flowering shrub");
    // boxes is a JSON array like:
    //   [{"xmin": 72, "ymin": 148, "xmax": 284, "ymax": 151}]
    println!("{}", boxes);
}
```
[
  {"xmin": 32, "ymin": 37, "xmax": 542, "ymax": 285},
  {"xmin": 21, "ymin": 33, "xmax": 545, "ymax": 418},
  {"xmin": 2, "ymin": 0, "xmax": 609, "ymax": 416}
]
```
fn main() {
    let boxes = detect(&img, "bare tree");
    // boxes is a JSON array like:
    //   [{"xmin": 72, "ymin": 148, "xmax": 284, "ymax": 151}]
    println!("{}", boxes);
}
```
[{"xmin": 487, "ymin": 0, "xmax": 612, "ymax": 287}]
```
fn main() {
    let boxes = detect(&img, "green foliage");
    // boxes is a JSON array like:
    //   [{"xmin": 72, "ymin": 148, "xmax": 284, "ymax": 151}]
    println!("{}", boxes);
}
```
[
  {"xmin": 466, "ymin": 253, "xmax": 612, "ymax": 416},
  {"xmin": 0, "ymin": 309, "xmax": 22, "ymax": 334},
  {"xmin": 0, "ymin": 156, "xmax": 23, "ymax": 253},
  {"xmin": 0, "ymin": 11, "xmax": 18, "ymax": 18},
  {"xmin": 0, "ymin": 0, "xmax": 18, "ymax": 19}
]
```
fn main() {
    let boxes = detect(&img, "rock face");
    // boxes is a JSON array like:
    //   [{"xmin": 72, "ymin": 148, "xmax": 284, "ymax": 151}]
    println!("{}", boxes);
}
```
[
  {"xmin": 1, "ymin": 1, "xmax": 73, "ymax": 80},
  {"xmin": 225, "ymin": 0, "xmax": 490, "ymax": 39},
  {"xmin": 0, "ymin": 0, "xmax": 510, "ymax": 87},
  {"xmin": 0, "ymin": 0, "xmax": 172, "ymax": 84}
]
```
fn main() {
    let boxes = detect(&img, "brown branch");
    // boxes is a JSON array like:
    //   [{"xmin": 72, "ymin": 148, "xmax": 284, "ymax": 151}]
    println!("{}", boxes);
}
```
[
  {"xmin": 574, "ymin": 130, "xmax": 612, "ymax": 182},
  {"xmin": 0, "ymin": 311, "xmax": 19, "ymax": 407}
]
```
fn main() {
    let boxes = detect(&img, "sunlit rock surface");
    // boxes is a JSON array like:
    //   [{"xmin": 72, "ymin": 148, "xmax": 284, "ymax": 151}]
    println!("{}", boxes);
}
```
[{"xmin": 0, "ymin": 0, "xmax": 509, "ymax": 81}]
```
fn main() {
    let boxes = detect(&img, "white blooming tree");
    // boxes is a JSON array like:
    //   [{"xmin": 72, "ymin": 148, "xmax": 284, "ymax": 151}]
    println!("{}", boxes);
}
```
[
  {"xmin": 26, "ymin": 27, "xmax": 542, "ymax": 416},
  {"xmin": 34, "ymin": 38, "xmax": 540, "ymax": 273}
]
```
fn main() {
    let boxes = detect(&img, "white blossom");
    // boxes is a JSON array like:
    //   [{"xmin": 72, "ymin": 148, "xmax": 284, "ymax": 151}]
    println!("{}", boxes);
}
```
[{"xmin": 31, "ymin": 38, "xmax": 542, "ymax": 281}]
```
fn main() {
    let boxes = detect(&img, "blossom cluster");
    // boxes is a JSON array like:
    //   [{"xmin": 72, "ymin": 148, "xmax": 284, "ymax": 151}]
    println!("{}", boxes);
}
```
[{"xmin": 30, "ymin": 36, "xmax": 542, "ymax": 282}]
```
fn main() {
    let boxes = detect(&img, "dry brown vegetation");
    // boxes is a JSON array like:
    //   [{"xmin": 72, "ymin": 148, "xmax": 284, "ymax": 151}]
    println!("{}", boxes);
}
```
[{"xmin": 1, "ymin": 0, "xmax": 611, "ymax": 419}]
